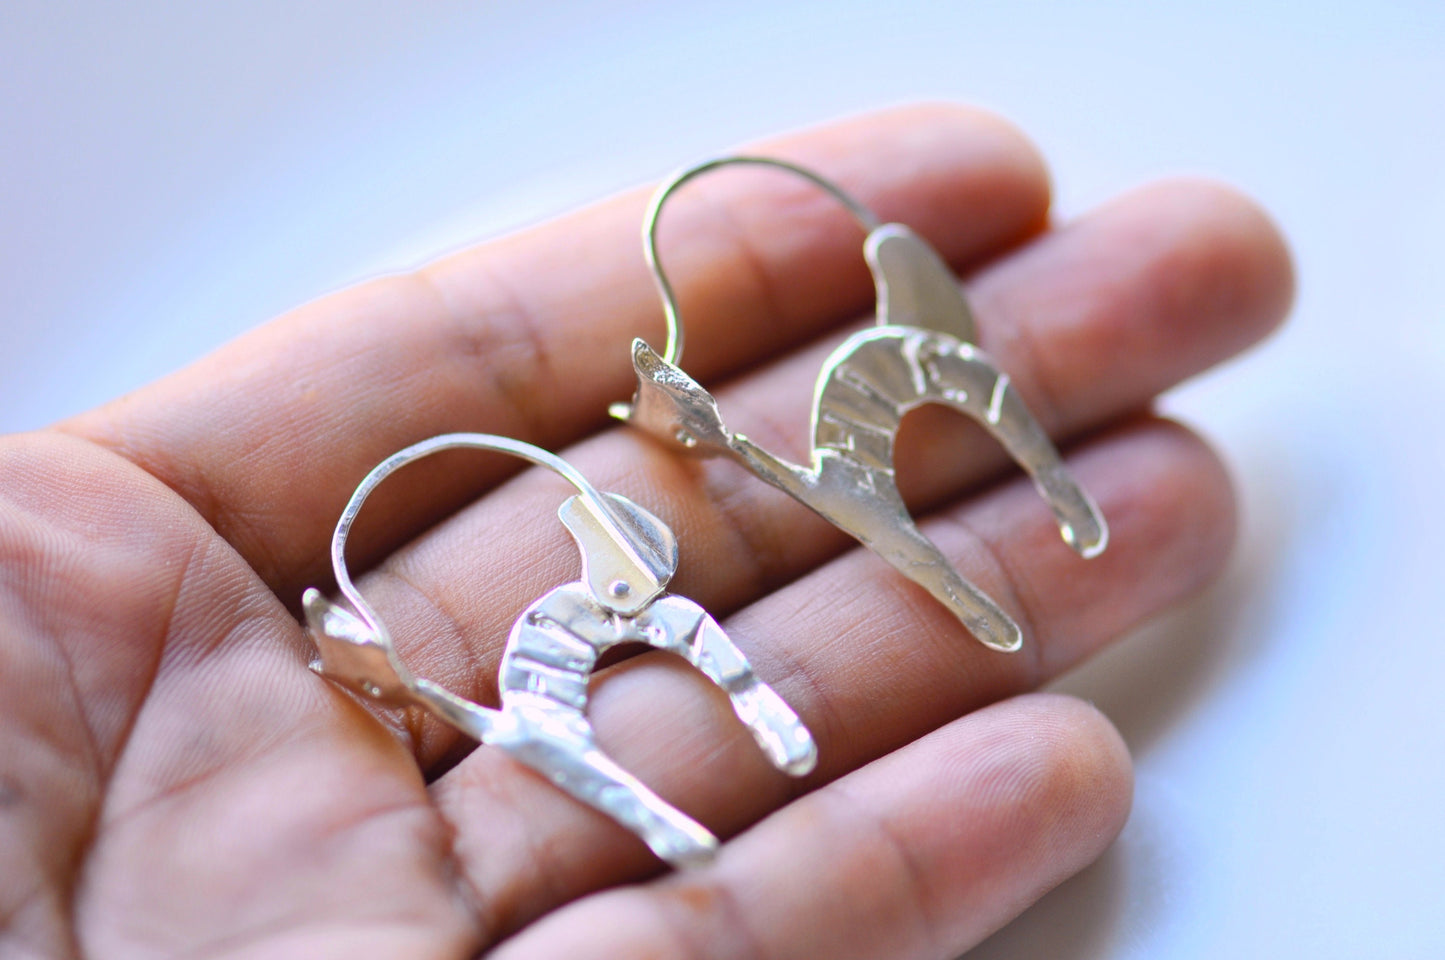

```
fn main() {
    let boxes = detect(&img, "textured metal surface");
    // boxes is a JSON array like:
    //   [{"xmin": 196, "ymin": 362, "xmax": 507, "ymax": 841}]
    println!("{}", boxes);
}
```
[
  {"xmin": 615, "ymin": 158, "xmax": 1108, "ymax": 653},
  {"xmin": 303, "ymin": 433, "xmax": 815, "ymax": 867}
]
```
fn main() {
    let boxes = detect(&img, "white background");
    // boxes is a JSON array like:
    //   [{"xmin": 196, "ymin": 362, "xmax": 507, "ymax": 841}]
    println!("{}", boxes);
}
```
[{"xmin": 3, "ymin": 2, "xmax": 1443, "ymax": 956}]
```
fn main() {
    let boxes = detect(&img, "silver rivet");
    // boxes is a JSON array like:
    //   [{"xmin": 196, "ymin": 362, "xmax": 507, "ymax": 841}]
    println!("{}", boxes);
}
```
[{"xmin": 608, "ymin": 580, "xmax": 632, "ymax": 598}]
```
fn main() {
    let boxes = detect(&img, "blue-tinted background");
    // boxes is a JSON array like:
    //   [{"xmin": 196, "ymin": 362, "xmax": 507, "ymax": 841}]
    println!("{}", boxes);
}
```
[{"xmin": 3, "ymin": 2, "xmax": 1442, "ymax": 955}]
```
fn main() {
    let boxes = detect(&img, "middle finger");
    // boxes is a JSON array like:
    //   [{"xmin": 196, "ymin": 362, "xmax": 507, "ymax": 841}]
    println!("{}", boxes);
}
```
[
  {"xmin": 60, "ymin": 105, "xmax": 1046, "ymax": 601},
  {"xmin": 353, "ymin": 176, "xmax": 1289, "ymax": 765},
  {"xmin": 435, "ymin": 414, "xmax": 1231, "ymax": 941}
]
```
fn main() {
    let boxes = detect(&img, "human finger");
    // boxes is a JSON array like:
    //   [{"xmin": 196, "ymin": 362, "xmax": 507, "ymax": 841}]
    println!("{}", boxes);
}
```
[
  {"xmin": 490, "ymin": 694, "xmax": 1131, "ymax": 960},
  {"xmin": 59, "ymin": 103, "xmax": 1052, "ymax": 600},
  {"xmin": 0, "ymin": 433, "xmax": 482, "ymax": 956},
  {"xmin": 351, "ymin": 177, "xmax": 1287, "ymax": 767},
  {"xmin": 430, "ymin": 417, "xmax": 1227, "ymax": 937}
]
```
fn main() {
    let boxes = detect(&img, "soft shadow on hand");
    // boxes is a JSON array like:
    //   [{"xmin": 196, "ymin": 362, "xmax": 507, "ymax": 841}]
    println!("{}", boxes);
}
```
[{"xmin": 966, "ymin": 446, "xmax": 1300, "ymax": 958}]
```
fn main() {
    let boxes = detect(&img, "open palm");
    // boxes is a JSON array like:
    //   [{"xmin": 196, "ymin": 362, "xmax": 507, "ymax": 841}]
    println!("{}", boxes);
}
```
[{"xmin": 0, "ymin": 105, "xmax": 1292, "ymax": 958}]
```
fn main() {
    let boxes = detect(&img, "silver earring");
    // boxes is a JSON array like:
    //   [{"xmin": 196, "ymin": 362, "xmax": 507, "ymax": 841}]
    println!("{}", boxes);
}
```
[
  {"xmin": 302, "ymin": 433, "xmax": 816, "ymax": 868},
  {"xmin": 612, "ymin": 157, "xmax": 1108, "ymax": 654}
]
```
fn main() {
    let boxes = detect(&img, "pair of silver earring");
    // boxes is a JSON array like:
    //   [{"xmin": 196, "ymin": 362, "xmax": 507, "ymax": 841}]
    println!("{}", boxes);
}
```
[{"xmin": 304, "ymin": 157, "xmax": 1108, "ymax": 868}]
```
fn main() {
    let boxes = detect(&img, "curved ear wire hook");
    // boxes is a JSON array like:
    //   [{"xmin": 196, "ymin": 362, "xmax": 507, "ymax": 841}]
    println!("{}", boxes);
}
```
[
  {"xmin": 302, "ymin": 432, "xmax": 815, "ymax": 868},
  {"xmin": 303, "ymin": 431, "xmax": 674, "ymax": 718},
  {"xmin": 643, "ymin": 156, "xmax": 881, "ymax": 366},
  {"xmin": 615, "ymin": 156, "xmax": 1109, "ymax": 654},
  {"xmin": 327, "ymin": 433, "xmax": 676, "ymax": 635}
]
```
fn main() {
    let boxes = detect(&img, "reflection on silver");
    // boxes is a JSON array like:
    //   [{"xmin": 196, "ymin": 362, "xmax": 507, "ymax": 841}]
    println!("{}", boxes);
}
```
[
  {"xmin": 613, "ymin": 157, "xmax": 1108, "ymax": 653},
  {"xmin": 302, "ymin": 433, "xmax": 816, "ymax": 867}
]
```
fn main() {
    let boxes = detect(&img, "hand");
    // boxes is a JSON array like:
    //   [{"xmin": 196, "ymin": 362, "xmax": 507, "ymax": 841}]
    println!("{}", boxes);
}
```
[{"xmin": 0, "ymin": 105, "xmax": 1292, "ymax": 958}]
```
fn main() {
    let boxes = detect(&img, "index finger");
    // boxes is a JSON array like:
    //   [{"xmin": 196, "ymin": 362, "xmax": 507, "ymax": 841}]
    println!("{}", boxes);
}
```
[{"xmin": 57, "ymin": 104, "xmax": 1051, "ymax": 601}]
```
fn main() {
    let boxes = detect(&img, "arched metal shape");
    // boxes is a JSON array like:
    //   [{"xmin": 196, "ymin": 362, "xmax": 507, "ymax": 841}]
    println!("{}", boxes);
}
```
[
  {"xmin": 302, "ymin": 433, "xmax": 816, "ymax": 867},
  {"xmin": 615, "ymin": 157, "xmax": 1109, "ymax": 653}
]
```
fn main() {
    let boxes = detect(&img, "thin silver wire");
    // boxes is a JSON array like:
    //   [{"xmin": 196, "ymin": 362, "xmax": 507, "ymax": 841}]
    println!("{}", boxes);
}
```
[
  {"xmin": 328, "ymin": 433, "xmax": 617, "ymax": 636},
  {"xmin": 643, "ymin": 156, "xmax": 883, "ymax": 365}
]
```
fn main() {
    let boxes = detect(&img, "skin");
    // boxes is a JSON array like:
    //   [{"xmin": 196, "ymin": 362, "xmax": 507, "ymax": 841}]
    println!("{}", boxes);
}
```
[{"xmin": 0, "ymin": 104, "xmax": 1293, "ymax": 959}]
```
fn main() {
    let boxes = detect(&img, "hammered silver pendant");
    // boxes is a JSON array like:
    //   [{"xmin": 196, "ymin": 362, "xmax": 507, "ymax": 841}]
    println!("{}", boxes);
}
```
[
  {"xmin": 613, "ymin": 157, "xmax": 1108, "ymax": 654},
  {"xmin": 302, "ymin": 434, "xmax": 816, "ymax": 867}
]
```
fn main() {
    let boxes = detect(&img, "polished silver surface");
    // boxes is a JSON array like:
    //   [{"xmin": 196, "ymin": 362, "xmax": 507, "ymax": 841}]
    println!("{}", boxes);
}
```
[
  {"xmin": 615, "ymin": 157, "xmax": 1108, "ymax": 653},
  {"xmin": 302, "ymin": 432, "xmax": 816, "ymax": 867}
]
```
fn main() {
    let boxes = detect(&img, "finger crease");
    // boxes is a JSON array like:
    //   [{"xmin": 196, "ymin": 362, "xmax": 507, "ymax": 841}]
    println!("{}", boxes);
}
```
[
  {"xmin": 657, "ymin": 875, "xmax": 769, "ymax": 960},
  {"xmin": 417, "ymin": 261, "xmax": 553, "ymax": 442},
  {"xmin": 709, "ymin": 198, "xmax": 790, "ymax": 347},
  {"xmin": 933, "ymin": 509, "xmax": 1045, "ymax": 684},
  {"xmin": 695, "ymin": 464, "xmax": 782, "ymax": 603},
  {"xmin": 825, "ymin": 783, "xmax": 942, "ymax": 958},
  {"xmin": 360, "ymin": 565, "xmax": 490, "ymax": 762}
]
